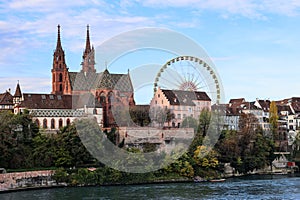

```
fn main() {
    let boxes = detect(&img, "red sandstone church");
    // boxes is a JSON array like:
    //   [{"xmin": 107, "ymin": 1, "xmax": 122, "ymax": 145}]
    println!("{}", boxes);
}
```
[{"xmin": 9, "ymin": 25, "xmax": 135, "ymax": 131}]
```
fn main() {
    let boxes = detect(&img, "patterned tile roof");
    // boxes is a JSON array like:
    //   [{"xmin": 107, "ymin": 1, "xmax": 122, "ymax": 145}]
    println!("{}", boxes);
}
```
[
  {"xmin": 68, "ymin": 69, "xmax": 133, "ymax": 92},
  {"xmin": 97, "ymin": 69, "xmax": 133, "ymax": 92},
  {"xmin": 30, "ymin": 109, "xmax": 84, "ymax": 117},
  {"xmin": 68, "ymin": 71, "xmax": 99, "ymax": 91},
  {"xmin": 161, "ymin": 89, "xmax": 211, "ymax": 106}
]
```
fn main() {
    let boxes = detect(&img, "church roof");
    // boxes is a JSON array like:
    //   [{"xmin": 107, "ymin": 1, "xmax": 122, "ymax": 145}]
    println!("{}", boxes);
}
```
[
  {"xmin": 68, "ymin": 72, "xmax": 99, "ymax": 91},
  {"xmin": 68, "ymin": 70, "xmax": 133, "ymax": 92},
  {"xmin": 19, "ymin": 94, "xmax": 73, "ymax": 109},
  {"xmin": 161, "ymin": 89, "xmax": 211, "ymax": 106},
  {"xmin": 18, "ymin": 93, "xmax": 101, "ymax": 110}
]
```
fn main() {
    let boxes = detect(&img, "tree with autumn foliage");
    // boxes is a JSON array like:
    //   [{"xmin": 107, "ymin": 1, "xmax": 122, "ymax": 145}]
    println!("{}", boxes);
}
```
[{"xmin": 269, "ymin": 101, "xmax": 279, "ymax": 139}]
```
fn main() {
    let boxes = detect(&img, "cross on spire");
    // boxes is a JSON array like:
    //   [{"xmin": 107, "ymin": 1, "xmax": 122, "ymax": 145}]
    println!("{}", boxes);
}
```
[
  {"xmin": 83, "ymin": 24, "xmax": 91, "ymax": 59},
  {"xmin": 56, "ymin": 24, "xmax": 62, "ymax": 51}
]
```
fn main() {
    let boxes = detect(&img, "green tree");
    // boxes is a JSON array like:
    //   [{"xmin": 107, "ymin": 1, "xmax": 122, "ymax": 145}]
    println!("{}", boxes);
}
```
[
  {"xmin": 198, "ymin": 108, "xmax": 211, "ymax": 137},
  {"xmin": 269, "ymin": 101, "xmax": 279, "ymax": 139},
  {"xmin": 0, "ymin": 110, "xmax": 39, "ymax": 169},
  {"xmin": 129, "ymin": 106, "xmax": 151, "ymax": 127},
  {"xmin": 165, "ymin": 108, "xmax": 175, "ymax": 127},
  {"xmin": 181, "ymin": 116, "xmax": 198, "ymax": 133}
]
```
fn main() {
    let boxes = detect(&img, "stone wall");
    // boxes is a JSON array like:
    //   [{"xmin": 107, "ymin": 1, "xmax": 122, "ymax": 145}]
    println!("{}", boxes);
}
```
[{"xmin": 0, "ymin": 170, "xmax": 56, "ymax": 192}]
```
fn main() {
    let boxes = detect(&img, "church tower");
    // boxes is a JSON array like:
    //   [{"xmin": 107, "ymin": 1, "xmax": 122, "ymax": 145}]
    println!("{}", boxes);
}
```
[
  {"xmin": 51, "ymin": 25, "xmax": 71, "ymax": 95},
  {"xmin": 81, "ymin": 25, "xmax": 96, "ymax": 73}
]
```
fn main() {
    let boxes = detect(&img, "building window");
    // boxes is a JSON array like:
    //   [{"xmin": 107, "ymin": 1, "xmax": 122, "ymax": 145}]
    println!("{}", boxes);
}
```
[
  {"xmin": 43, "ymin": 119, "xmax": 47, "ymax": 129},
  {"xmin": 177, "ymin": 114, "xmax": 181, "ymax": 119},
  {"xmin": 53, "ymin": 74, "xmax": 55, "ymax": 82},
  {"xmin": 66, "ymin": 118, "xmax": 71, "ymax": 126},
  {"xmin": 100, "ymin": 93, "xmax": 106, "ymax": 104},
  {"xmin": 158, "ymin": 94, "xmax": 160, "ymax": 98},
  {"xmin": 59, "ymin": 84, "xmax": 63, "ymax": 92},
  {"xmin": 35, "ymin": 119, "xmax": 40, "ymax": 127},
  {"xmin": 51, "ymin": 119, "xmax": 55, "ymax": 129},
  {"xmin": 59, "ymin": 119, "xmax": 63, "ymax": 128},
  {"xmin": 183, "ymin": 114, "xmax": 186, "ymax": 118},
  {"xmin": 59, "ymin": 73, "xmax": 63, "ymax": 82}
]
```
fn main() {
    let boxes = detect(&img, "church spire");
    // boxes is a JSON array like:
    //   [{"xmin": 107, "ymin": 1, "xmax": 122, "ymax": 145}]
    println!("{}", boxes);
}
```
[
  {"xmin": 52, "ymin": 24, "xmax": 70, "ymax": 95},
  {"xmin": 56, "ymin": 24, "xmax": 63, "ymax": 51},
  {"xmin": 81, "ymin": 25, "xmax": 95, "ymax": 73},
  {"xmin": 83, "ymin": 24, "xmax": 91, "ymax": 59}
]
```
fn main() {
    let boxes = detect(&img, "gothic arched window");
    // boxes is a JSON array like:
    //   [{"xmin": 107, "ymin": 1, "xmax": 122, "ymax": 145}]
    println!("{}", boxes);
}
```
[
  {"xmin": 100, "ymin": 92, "xmax": 106, "ymax": 104},
  {"xmin": 51, "ymin": 119, "xmax": 55, "ymax": 129},
  {"xmin": 35, "ymin": 119, "xmax": 40, "ymax": 127},
  {"xmin": 43, "ymin": 119, "xmax": 47, "ymax": 129},
  {"xmin": 108, "ymin": 92, "xmax": 114, "ymax": 103},
  {"xmin": 59, "ymin": 118, "xmax": 63, "ymax": 128},
  {"xmin": 59, "ymin": 84, "xmax": 63, "ymax": 92},
  {"xmin": 93, "ymin": 108, "xmax": 97, "ymax": 114},
  {"xmin": 66, "ymin": 118, "xmax": 71, "ymax": 126},
  {"xmin": 59, "ymin": 73, "xmax": 63, "ymax": 82}
]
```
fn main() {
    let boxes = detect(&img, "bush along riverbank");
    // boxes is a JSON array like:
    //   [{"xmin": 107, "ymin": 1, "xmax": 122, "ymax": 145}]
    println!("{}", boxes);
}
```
[
  {"xmin": 1, "ymin": 111, "xmax": 299, "ymax": 190},
  {"xmin": 52, "ymin": 167, "xmax": 192, "ymax": 187}
]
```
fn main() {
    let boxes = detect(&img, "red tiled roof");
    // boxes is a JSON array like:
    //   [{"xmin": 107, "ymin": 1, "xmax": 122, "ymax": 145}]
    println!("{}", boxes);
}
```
[
  {"xmin": 19, "ymin": 93, "xmax": 73, "ymax": 109},
  {"xmin": 0, "ymin": 91, "xmax": 13, "ymax": 105},
  {"xmin": 229, "ymin": 98, "xmax": 245, "ymax": 105},
  {"xmin": 14, "ymin": 83, "xmax": 22, "ymax": 97},
  {"xmin": 19, "ymin": 93, "xmax": 101, "ymax": 110}
]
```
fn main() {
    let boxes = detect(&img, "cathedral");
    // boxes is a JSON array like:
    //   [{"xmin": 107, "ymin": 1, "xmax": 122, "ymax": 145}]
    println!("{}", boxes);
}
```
[{"xmin": 11, "ymin": 25, "xmax": 135, "ymax": 130}]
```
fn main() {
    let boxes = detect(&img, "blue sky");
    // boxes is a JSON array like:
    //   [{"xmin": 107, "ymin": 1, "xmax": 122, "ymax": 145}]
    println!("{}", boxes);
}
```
[{"xmin": 0, "ymin": 0, "xmax": 300, "ymax": 104}]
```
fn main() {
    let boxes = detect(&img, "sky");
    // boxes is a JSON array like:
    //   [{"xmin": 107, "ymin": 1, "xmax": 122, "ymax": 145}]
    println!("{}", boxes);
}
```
[{"xmin": 0, "ymin": 0, "xmax": 300, "ymax": 104}]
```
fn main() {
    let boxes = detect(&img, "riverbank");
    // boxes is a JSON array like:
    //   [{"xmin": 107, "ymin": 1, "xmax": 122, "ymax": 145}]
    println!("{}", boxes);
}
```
[
  {"xmin": 0, "ymin": 169, "xmax": 193, "ymax": 193},
  {"xmin": 1, "ymin": 175, "xmax": 300, "ymax": 200},
  {"xmin": 1, "ymin": 168, "xmax": 298, "ymax": 193},
  {"xmin": 0, "ymin": 170, "xmax": 60, "ymax": 192}
]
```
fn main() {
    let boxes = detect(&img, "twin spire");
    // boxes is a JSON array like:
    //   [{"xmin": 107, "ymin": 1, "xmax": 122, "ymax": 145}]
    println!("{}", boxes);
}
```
[
  {"xmin": 55, "ymin": 24, "xmax": 95, "ymax": 73},
  {"xmin": 55, "ymin": 24, "xmax": 92, "ymax": 59}
]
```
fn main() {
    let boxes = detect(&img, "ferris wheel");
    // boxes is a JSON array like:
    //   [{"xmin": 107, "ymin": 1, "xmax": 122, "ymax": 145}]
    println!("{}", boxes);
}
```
[{"xmin": 153, "ymin": 56, "xmax": 222, "ymax": 104}]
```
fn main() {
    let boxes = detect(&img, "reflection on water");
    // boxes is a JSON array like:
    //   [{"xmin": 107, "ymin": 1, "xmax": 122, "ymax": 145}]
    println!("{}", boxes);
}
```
[{"xmin": 1, "ymin": 175, "xmax": 300, "ymax": 200}]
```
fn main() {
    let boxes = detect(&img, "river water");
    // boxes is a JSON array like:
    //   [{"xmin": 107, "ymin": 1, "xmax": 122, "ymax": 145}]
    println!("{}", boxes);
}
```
[{"xmin": 1, "ymin": 175, "xmax": 300, "ymax": 200}]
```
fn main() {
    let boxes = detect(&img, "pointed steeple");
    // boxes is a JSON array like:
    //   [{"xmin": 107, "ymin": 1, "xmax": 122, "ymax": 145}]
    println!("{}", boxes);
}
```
[
  {"xmin": 56, "ymin": 24, "xmax": 63, "ymax": 51},
  {"xmin": 83, "ymin": 24, "xmax": 91, "ymax": 59},
  {"xmin": 14, "ymin": 81, "xmax": 22, "ymax": 97},
  {"xmin": 81, "ymin": 25, "xmax": 95, "ymax": 73},
  {"xmin": 13, "ymin": 81, "xmax": 22, "ymax": 105},
  {"xmin": 52, "ymin": 25, "xmax": 69, "ymax": 95}
]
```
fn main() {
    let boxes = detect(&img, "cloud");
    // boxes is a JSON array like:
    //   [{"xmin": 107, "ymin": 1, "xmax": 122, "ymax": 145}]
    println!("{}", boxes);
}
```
[{"xmin": 122, "ymin": 0, "xmax": 300, "ymax": 18}]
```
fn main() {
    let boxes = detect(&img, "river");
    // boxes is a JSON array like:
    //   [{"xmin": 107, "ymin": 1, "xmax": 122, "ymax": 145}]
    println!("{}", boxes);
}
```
[{"xmin": 1, "ymin": 175, "xmax": 300, "ymax": 200}]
